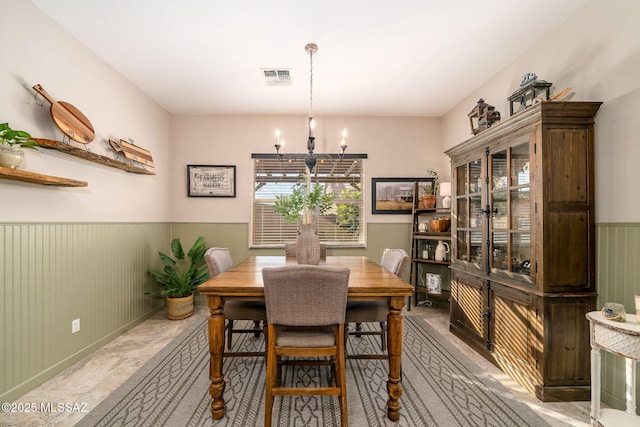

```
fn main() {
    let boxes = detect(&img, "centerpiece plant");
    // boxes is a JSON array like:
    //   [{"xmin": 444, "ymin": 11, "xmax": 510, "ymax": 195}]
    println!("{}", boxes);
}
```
[
  {"xmin": 273, "ymin": 177, "xmax": 334, "ymax": 225},
  {"xmin": 273, "ymin": 174, "xmax": 334, "ymax": 264}
]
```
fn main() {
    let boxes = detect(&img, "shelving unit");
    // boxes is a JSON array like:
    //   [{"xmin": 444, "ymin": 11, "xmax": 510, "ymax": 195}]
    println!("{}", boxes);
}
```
[
  {"xmin": 409, "ymin": 182, "xmax": 451, "ymax": 308},
  {"xmin": 33, "ymin": 138, "xmax": 155, "ymax": 175},
  {"xmin": 0, "ymin": 165, "xmax": 87, "ymax": 187}
]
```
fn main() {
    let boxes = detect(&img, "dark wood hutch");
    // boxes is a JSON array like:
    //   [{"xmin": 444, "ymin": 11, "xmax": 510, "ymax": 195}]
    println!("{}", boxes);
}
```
[{"xmin": 445, "ymin": 101, "xmax": 602, "ymax": 401}]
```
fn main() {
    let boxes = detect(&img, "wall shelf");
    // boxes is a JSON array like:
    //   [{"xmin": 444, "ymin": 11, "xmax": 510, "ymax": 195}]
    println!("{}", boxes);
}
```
[
  {"xmin": 33, "ymin": 138, "xmax": 155, "ymax": 175},
  {"xmin": 0, "ymin": 165, "xmax": 87, "ymax": 187}
]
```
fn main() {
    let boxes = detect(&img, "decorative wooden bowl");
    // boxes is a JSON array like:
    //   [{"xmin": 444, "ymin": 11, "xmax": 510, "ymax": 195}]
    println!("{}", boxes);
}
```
[{"xmin": 429, "ymin": 218, "xmax": 451, "ymax": 233}]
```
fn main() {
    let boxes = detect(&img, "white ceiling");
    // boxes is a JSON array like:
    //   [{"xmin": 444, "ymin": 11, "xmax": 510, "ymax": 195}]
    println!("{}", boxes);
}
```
[{"xmin": 30, "ymin": 0, "xmax": 589, "ymax": 117}]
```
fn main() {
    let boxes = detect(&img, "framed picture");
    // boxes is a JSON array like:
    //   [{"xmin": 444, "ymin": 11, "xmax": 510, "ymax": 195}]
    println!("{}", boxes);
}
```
[
  {"xmin": 187, "ymin": 165, "xmax": 236, "ymax": 197},
  {"xmin": 371, "ymin": 177, "xmax": 435, "ymax": 214}
]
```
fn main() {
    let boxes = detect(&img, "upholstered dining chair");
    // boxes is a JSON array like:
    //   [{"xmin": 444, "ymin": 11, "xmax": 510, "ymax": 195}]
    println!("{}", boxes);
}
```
[
  {"xmin": 262, "ymin": 265, "xmax": 350, "ymax": 427},
  {"xmin": 204, "ymin": 247, "xmax": 266, "ymax": 355},
  {"xmin": 345, "ymin": 248, "xmax": 410, "ymax": 353},
  {"xmin": 284, "ymin": 241, "xmax": 327, "ymax": 259}
]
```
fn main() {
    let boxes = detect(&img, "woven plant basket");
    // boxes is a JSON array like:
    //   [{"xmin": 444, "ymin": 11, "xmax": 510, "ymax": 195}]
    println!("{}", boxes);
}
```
[{"xmin": 166, "ymin": 294, "xmax": 195, "ymax": 320}]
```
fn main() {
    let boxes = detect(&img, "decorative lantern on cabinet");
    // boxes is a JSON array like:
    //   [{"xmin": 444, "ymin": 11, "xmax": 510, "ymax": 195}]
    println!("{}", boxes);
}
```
[
  {"xmin": 468, "ymin": 98, "xmax": 500, "ymax": 135},
  {"xmin": 507, "ymin": 73, "xmax": 552, "ymax": 116}
]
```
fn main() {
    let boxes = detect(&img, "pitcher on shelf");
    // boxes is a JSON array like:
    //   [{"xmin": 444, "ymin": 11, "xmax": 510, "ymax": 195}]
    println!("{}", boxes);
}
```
[{"xmin": 434, "ymin": 241, "xmax": 449, "ymax": 262}]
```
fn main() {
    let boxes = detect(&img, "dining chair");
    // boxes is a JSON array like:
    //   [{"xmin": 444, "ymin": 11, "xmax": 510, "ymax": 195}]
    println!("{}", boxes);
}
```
[
  {"xmin": 262, "ymin": 265, "xmax": 350, "ymax": 427},
  {"xmin": 284, "ymin": 241, "xmax": 327, "ymax": 259},
  {"xmin": 204, "ymin": 247, "xmax": 266, "ymax": 355},
  {"xmin": 345, "ymin": 248, "xmax": 409, "ymax": 353}
]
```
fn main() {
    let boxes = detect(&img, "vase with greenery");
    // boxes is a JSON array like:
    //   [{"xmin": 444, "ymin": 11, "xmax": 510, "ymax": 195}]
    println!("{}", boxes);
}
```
[
  {"xmin": 421, "ymin": 169, "xmax": 440, "ymax": 208},
  {"xmin": 273, "ymin": 175, "xmax": 334, "ymax": 264},
  {"xmin": 0, "ymin": 122, "xmax": 38, "ymax": 169},
  {"xmin": 146, "ymin": 236, "xmax": 209, "ymax": 319}
]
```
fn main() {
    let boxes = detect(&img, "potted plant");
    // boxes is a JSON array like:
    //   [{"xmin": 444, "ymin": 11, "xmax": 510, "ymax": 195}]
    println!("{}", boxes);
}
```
[
  {"xmin": 146, "ymin": 236, "xmax": 209, "ymax": 320},
  {"xmin": 421, "ymin": 169, "xmax": 439, "ymax": 208},
  {"xmin": 0, "ymin": 122, "xmax": 38, "ymax": 169},
  {"xmin": 273, "ymin": 176, "xmax": 334, "ymax": 264}
]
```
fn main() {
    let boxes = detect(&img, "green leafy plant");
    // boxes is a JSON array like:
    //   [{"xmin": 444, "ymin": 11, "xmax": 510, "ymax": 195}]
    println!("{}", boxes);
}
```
[
  {"xmin": 274, "ymin": 181, "xmax": 334, "ymax": 224},
  {"xmin": 0, "ymin": 122, "xmax": 38, "ymax": 149},
  {"xmin": 425, "ymin": 169, "xmax": 440, "ymax": 195},
  {"xmin": 146, "ymin": 236, "xmax": 209, "ymax": 298},
  {"xmin": 336, "ymin": 189, "xmax": 361, "ymax": 235}
]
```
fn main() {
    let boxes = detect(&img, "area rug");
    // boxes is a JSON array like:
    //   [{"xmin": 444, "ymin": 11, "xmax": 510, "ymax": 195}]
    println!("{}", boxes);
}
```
[{"xmin": 77, "ymin": 315, "xmax": 549, "ymax": 427}]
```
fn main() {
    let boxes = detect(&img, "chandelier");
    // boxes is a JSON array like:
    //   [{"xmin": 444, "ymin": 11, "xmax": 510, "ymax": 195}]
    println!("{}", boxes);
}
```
[{"xmin": 274, "ymin": 43, "xmax": 347, "ymax": 173}]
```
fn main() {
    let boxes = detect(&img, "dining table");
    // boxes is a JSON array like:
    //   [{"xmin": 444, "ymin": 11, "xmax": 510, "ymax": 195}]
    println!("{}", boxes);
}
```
[{"xmin": 197, "ymin": 255, "xmax": 414, "ymax": 422}]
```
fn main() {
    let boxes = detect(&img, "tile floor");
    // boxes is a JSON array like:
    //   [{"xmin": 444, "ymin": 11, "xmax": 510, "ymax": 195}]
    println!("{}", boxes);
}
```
[{"xmin": 0, "ymin": 298, "xmax": 592, "ymax": 427}]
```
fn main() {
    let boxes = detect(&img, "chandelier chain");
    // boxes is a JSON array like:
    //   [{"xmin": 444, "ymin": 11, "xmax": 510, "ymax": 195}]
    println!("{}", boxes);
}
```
[{"xmin": 309, "ymin": 46, "xmax": 314, "ymax": 117}]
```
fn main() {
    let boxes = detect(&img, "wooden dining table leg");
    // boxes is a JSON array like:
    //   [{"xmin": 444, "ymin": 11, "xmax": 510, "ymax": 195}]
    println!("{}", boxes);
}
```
[
  {"xmin": 386, "ymin": 296, "xmax": 405, "ymax": 421},
  {"xmin": 207, "ymin": 296, "xmax": 226, "ymax": 419}
]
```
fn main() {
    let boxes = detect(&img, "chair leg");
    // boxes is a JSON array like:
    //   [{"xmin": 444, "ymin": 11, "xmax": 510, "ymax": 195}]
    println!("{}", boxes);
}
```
[
  {"xmin": 265, "ymin": 326, "xmax": 275, "ymax": 427},
  {"xmin": 276, "ymin": 355, "xmax": 282, "ymax": 387},
  {"xmin": 329, "ymin": 356, "xmax": 337, "ymax": 387},
  {"xmin": 380, "ymin": 321, "xmax": 387, "ymax": 351},
  {"xmin": 253, "ymin": 320, "xmax": 262, "ymax": 337},
  {"xmin": 337, "ymin": 327, "xmax": 348, "ymax": 427},
  {"xmin": 355, "ymin": 322, "xmax": 363, "ymax": 337},
  {"xmin": 226, "ymin": 320, "xmax": 234, "ymax": 349}
]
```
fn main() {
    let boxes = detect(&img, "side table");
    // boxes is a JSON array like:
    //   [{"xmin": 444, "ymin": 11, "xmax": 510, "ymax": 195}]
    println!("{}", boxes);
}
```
[{"xmin": 586, "ymin": 311, "xmax": 640, "ymax": 426}]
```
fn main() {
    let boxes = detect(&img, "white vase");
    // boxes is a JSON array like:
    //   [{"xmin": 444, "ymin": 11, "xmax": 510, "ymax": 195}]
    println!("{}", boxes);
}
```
[{"xmin": 0, "ymin": 145, "xmax": 25, "ymax": 169}]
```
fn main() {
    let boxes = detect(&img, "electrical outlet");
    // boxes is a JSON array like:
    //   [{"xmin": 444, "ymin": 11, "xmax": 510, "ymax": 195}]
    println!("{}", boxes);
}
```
[{"xmin": 72, "ymin": 318, "xmax": 80, "ymax": 333}]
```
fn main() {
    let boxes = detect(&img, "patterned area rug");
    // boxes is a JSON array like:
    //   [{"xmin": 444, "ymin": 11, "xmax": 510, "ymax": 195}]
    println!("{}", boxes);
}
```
[{"xmin": 77, "ymin": 315, "xmax": 549, "ymax": 426}]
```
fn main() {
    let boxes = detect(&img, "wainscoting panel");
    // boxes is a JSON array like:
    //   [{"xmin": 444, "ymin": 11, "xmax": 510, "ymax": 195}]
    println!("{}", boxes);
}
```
[
  {"xmin": 595, "ymin": 223, "xmax": 640, "ymax": 411},
  {"xmin": 0, "ymin": 222, "xmax": 171, "ymax": 402},
  {"xmin": 5, "ymin": 221, "xmax": 635, "ymax": 409}
]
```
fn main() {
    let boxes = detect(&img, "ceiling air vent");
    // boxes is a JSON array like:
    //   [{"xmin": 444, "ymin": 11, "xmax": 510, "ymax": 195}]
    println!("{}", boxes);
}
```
[{"xmin": 262, "ymin": 69, "xmax": 292, "ymax": 86}]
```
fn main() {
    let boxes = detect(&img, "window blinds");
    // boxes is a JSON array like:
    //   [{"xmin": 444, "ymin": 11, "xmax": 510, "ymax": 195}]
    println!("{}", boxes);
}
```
[{"xmin": 251, "ymin": 155, "xmax": 365, "ymax": 247}]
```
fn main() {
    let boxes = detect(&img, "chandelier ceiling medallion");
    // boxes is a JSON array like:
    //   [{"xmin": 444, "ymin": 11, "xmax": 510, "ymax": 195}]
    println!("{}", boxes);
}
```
[{"xmin": 274, "ymin": 43, "xmax": 347, "ymax": 173}]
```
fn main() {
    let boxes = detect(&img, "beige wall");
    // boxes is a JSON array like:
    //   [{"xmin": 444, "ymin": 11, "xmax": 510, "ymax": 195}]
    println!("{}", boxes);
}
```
[
  {"xmin": 170, "ymin": 114, "xmax": 446, "ymax": 223},
  {"xmin": 0, "ymin": 0, "xmax": 172, "ymax": 222},
  {"xmin": 440, "ymin": 0, "xmax": 640, "ymax": 223}
]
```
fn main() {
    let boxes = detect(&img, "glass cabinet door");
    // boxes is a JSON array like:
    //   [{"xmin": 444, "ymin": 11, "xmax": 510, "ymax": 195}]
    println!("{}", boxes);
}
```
[
  {"xmin": 453, "ymin": 159, "xmax": 483, "ymax": 269},
  {"xmin": 489, "ymin": 142, "xmax": 531, "ymax": 280},
  {"xmin": 510, "ymin": 143, "xmax": 531, "ymax": 275}
]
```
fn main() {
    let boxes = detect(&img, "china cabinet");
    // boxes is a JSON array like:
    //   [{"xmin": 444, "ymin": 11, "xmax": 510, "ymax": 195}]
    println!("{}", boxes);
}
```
[
  {"xmin": 445, "ymin": 101, "xmax": 602, "ymax": 401},
  {"xmin": 409, "ymin": 182, "xmax": 451, "ymax": 307}
]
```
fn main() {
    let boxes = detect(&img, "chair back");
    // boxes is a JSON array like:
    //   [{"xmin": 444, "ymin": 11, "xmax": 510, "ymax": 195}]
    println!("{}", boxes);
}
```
[
  {"xmin": 205, "ymin": 247, "xmax": 233, "ymax": 276},
  {"xmin": 284, "ymin": 242, "xmax": 327, "ymax": 259},
  {"xmin": 380, "ymin": 248, "xmax": 410, "ymax": 277},
  {"xmin": 262, "ymin": 266, "xmax": 349, "ymax": 327},
  {"xmin": 284, "ymin": 242, "xmax": 297, "ymax": 258}
]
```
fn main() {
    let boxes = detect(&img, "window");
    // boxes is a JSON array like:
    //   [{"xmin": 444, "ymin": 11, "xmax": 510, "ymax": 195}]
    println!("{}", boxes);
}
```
[{"xmin": 251, "ymin": 154, "xmax": 366, "ymax": 247}]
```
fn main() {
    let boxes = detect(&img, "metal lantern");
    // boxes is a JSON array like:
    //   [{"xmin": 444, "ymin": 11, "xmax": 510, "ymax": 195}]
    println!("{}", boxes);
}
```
[{"xmin": 468, "ymin": 98, "xmax": 500, "ymax": 135}]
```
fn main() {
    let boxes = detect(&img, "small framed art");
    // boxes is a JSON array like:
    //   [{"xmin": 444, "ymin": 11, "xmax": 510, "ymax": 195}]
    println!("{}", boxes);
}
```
[{"xmin": 187, "ymin": 165, "xmax": 236, "ymax": 197}]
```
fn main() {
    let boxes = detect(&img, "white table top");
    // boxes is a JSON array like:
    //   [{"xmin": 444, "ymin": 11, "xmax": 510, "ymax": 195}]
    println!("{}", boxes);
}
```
[{"xmin": 586, "ymin": 311, "xmax": 640, "ymax": 336}]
